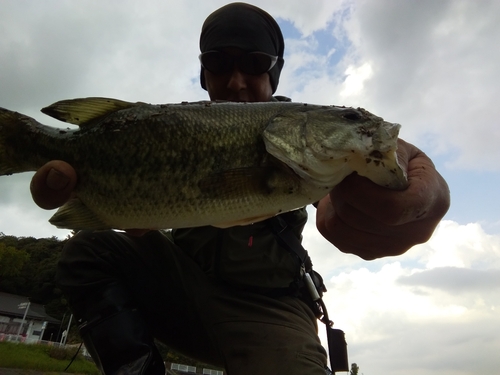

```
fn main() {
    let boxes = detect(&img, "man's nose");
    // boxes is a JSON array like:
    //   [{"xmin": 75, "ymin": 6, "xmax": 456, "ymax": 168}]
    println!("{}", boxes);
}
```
[{"xmin": 226, "ymin": 68, "xmax": 247, "ymax": 91}]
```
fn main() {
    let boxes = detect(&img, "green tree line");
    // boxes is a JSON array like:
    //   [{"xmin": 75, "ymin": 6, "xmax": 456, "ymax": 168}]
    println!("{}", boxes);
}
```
[{"xmin": 0, "ymin": 233, "xmax": 69, "ymax": 319}]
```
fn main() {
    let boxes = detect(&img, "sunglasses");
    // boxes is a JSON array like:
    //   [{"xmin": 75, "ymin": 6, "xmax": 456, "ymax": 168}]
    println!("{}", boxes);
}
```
[{"xmin": 199, "ymin": 50, "xmax": 278, "ymax": 76}]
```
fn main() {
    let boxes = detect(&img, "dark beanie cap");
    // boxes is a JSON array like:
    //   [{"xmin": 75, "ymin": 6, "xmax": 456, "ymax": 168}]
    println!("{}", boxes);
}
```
[{"xmin": 199, "ymin": 2, "xmax": 285, "ymax": 94}]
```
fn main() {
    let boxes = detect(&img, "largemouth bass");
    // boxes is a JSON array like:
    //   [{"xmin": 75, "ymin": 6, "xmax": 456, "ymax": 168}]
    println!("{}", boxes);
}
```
[{"xmin": 0, "ymin": 98, "xmax": 407, "ymax": 230}]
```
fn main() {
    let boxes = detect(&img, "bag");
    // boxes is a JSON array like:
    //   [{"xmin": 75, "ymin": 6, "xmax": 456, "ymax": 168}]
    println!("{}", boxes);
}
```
[{"xmin": 326, "ymin": 326, "xmax": 349, "ymax": 372}]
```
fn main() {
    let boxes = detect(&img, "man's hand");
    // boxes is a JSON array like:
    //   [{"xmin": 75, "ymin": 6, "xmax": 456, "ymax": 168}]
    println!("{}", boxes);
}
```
[
  {"xmin": 316, "ymin": 139, "xmax": 450, "ymax": 260},
  {"xmin": 30, "ymin": 160, "xmax": 77, "ymax": 210}
]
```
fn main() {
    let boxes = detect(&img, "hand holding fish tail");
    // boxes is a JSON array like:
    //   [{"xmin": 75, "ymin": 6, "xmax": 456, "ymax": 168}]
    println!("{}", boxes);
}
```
[
  {"xmin": 316, "ymin": 139, "xmax": 450, "ymax": 260},
  {"xmin": 30, "ymin": 160, "xmax": 77, "ymax": 210},
  {"xmin": 30, "ymin": 160, "xmax": 151, "ymax": 237}
]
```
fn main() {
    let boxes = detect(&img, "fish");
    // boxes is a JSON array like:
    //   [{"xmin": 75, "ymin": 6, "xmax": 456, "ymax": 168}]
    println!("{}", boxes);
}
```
[{"xmin": 0, "ymin": 98, "xmax": 407, "ymax": 230}]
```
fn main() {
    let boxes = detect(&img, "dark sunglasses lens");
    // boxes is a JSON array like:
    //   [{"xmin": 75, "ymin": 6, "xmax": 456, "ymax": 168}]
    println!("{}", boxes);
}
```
[
  {"xmin": 239, "ymin": 53, "xmax": 273, "ymax": 75},
  {"xmin": 201, "ymin": 52, "xmax": 233, "ymax": 75}
]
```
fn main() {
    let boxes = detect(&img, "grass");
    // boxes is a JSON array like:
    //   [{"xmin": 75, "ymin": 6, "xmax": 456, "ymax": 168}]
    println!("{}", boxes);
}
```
[{"xmin": 0, "ymin": 342, "xmax": 99, "ymax": 374}]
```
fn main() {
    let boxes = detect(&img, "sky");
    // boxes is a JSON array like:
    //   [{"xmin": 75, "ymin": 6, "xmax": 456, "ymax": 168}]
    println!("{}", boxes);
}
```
[{"xmin": 0, "ymin": 0, "xmax": 499, "ymax": 374}]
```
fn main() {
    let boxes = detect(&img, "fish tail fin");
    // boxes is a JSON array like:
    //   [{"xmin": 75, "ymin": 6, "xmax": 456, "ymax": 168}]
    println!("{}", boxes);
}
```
[{"xmin": 0, "ymin": 107, "xmax": 41, "ymax": 176}]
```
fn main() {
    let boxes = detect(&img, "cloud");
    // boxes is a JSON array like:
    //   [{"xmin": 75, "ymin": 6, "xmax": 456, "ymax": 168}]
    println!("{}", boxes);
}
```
[
  {"xmin": 416, "ymin": 221, "xmax": 500, "ymax": 270},
  {"xmin": 338, "ymin": 0, "xmax": 500, "ymax": 171},
  {"xmin": 0, "ymin": 0, "xmax": 207, "ymax": 116},
  {"xmin": 266, "ymin": 0, "xmax": 346, "ymax": 36},
  {"xmin": 339, "ymin": 62, "xmax": 373, "ymax": 98},
  {"xmin": 398, "ymin": 267, "xmax": 500, "ymax": 294},
  {"xmin": 306, "ymin": 219, "xmax": 500, "ymax": 375}
]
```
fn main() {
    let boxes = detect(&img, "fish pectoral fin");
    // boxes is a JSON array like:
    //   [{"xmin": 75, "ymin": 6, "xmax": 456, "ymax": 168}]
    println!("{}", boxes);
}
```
[
  {"xmin": 199, "ymin": 167, "xmax": 277, "ymax": 196},
  {"xmin": 49, "ymin": 198, "xmax": 111, "ymax": 230},
  {"xmin": 41, "ymin": 97, "xmax": 137, "ymax": 126},
  {"xmin": 212, "ymin": 213, "xmax": 277, "ymax": 228}
]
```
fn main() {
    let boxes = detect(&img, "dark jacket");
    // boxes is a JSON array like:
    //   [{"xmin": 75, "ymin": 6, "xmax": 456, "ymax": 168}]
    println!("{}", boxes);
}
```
[{"xmin": 172, "ymin": 207, "xmax": 308, "ymax": 290}]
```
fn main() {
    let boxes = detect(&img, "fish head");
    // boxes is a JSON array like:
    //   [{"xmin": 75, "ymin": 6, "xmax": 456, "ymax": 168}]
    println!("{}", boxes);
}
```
[
  {"xmin": 303, "ymin": 106, "xmax": 398, "ymax": 157},
  {"xmin": 263, "ymin": 105, "xmax": 408, "ymax": 190}
]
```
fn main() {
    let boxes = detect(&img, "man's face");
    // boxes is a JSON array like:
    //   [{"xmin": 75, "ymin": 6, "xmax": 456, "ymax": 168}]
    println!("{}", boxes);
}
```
[{"xmin": 203, "ymin": 48, "xmax": 273, "ymax": 103}]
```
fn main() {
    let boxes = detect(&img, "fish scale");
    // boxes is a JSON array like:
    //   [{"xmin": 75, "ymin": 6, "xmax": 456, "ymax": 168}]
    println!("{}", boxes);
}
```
[{"xmin": 0, "ymin": 98, "xmax": 407, "ymax": 230}]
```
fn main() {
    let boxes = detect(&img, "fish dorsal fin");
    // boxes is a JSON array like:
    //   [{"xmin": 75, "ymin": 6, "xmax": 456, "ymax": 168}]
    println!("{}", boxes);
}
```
[
  {"xmin": 41, "ymin": 97, "xmax": 137, "ymax": 126},
  {"xmin": 49, "ymin": 198, "xmax": 111, "ymax": 230}
]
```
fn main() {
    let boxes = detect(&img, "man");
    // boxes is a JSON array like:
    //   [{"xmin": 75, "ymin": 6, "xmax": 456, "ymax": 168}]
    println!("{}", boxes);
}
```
[{"xmin": 30, "ymin": 3, "xmax": 450, "ymax": 375}]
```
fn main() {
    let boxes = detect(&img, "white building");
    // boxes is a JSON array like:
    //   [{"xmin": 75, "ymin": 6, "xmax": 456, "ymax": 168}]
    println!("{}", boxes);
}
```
[{"xmin": 0, "ymin": 291, "xmax": 60, "ymax": 343}]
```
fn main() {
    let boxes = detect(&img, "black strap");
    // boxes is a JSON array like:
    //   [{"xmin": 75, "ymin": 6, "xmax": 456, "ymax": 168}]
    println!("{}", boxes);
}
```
[
  {"xmin": 268, "ymin": 214, "xmax": 349, "ymax": 373},
  {"xmin": 268, "ymin": 215, "xmax": 309, "ymax": 266},
  {"xmin": 63, "ymin": 341, "xmax": 84, "ymax": 371}
]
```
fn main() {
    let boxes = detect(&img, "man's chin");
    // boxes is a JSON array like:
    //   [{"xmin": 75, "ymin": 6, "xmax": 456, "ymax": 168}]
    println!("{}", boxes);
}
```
[{"xmin": 226, "ymin": 97, "xmax": 250, "ymax": 102}]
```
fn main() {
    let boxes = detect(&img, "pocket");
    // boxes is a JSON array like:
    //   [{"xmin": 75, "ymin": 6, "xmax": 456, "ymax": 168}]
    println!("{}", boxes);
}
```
[{"xmin": 216, "ymin": 224, "xmax": 298, "ymax": 289}]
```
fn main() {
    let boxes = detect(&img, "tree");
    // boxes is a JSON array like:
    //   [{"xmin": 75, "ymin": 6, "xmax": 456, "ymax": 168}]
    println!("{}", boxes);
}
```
[
  {"xmin": 0, "ymin": 242, "xmax": 30, "ymax": 277},
  {"xmin": 350, "ymin": 363, "xmax": 359, "ymax": 375}
]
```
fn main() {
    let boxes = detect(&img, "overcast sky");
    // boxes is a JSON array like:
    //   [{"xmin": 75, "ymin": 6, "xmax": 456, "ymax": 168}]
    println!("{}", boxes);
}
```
[{"xmin": 1, "ymin": 1, "xmax": 499, "ymax": 374}]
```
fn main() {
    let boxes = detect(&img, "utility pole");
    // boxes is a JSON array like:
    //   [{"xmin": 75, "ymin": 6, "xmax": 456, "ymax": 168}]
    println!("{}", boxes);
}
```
[
  {"xmin": 39, "ymin": 321, "xmax": 48, "ymax": 343},
  {"xmin": 56, "ymin": 311, "xmax": 67, "ymax": 343},
  {"xmin": 16, "ymin": 300, "xmax": 31, "ymax": 342},
  {"xmin": 61, "ymin": 313, "xmax": 73, "ymax": 346}
]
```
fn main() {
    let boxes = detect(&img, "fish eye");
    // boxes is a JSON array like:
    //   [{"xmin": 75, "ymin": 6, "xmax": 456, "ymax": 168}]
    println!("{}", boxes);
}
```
[{"xmin": 342, "ymin": 111, "xmax": 362, "ymax": 121}]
